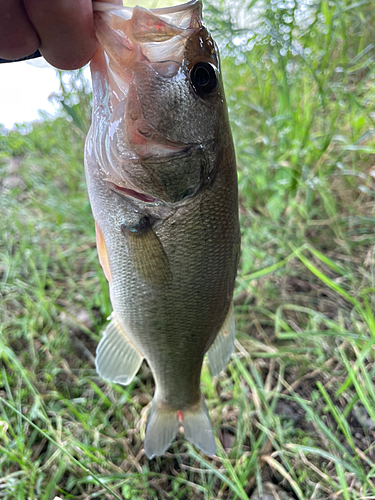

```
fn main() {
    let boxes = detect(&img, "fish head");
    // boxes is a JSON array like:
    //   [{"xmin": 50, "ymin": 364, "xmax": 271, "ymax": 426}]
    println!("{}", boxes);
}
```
[{"xmin": 89, "ymin": 0, "xmax": 231, "ymax": 205}]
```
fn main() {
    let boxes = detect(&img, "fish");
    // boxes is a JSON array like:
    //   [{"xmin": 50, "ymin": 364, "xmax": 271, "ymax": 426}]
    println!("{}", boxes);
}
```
[{"xmin": 85, "ymin": 0, "xmax": 240, "ymax": 459}]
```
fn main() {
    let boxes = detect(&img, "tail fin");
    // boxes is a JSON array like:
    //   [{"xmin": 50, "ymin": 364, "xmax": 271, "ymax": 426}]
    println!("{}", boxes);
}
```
[
  {"xmin": 144, "ymin": 401, "xmax": 179, "ymax": 459},
  {"xmin": 144, "ymin": 395, "xmax": 216, "ymax": 459},
  {"xmin": 183, "ymin": 396, "xmax": 216, "ymax": 456}
]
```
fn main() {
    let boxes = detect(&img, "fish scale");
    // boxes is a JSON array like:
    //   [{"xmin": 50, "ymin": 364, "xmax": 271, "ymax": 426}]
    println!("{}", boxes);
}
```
[{"xmin": 85, "ymin": 0, "xmax": 240, "ymax": 459}]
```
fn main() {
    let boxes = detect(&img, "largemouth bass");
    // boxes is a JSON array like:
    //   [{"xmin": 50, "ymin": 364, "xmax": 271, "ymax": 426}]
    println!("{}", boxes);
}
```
[{"xmin": 85, "ymin": 0, "xmax": 240, "ymax": 458}]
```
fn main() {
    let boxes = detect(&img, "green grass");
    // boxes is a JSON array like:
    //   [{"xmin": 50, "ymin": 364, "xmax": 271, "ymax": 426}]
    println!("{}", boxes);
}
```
[{"xmin": 1, "ymin": 0, "xmax": 375, "ymax": 498}]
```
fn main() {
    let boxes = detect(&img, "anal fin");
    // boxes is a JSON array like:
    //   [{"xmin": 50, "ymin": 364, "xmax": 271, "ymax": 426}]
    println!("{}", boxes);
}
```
[
  {"xmin": 207, "ymin": 301, "xmax": 236, "ymax": 376},
  {"xmin": 96, "ymin": 314, "xmax": 143, "ymax": 385}
]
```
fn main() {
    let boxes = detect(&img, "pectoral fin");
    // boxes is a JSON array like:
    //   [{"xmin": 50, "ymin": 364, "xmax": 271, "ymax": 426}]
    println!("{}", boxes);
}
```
[
  {"xmin": 96, "ymin": 314, "xmax": 143, "ymax": 385},
  {"xmin": 121, "ymin": 217, "xmax": 172, "ymax": 285},
  {"xmin": 95, "ymin": 221, "xmax": 112, "ymax": 283},
  {"xmin": 207, "ymin": 301, "xmax": 236, "ymax": 376}
]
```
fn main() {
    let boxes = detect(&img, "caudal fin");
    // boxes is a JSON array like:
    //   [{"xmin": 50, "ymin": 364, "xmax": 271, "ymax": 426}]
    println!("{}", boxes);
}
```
[
  {"xmin": 144, "ymin": 401, "xmax": 179, "ymax": 459},
  {"xmin": 143, "ymin": 396, "xmax": 216, "ymax": 459},
  {"xmin": 183, "ymin": 396, "xmax": 216, "ymax": 456}
]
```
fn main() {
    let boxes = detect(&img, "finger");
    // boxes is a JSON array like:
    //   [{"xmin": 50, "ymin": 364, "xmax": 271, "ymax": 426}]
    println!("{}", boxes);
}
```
[
  {"xmin": 23, "ymin": 0, "xmax": 98, "ymax": 70},
  {"xmin": 0, "ymin": 0, "xmax": 39, "ymax": 60}
]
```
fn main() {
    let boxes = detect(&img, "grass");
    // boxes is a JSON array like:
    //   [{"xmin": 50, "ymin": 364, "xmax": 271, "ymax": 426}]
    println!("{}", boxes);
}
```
[{"xmin": 1, "ymin": 0, "xmax": 375, "ymax": 498}]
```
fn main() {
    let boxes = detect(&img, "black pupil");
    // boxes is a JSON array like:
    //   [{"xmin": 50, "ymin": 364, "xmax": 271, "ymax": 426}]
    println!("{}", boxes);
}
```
[
  {"xmin": 191, "ymin": 62, "xmax": 217, "ymax": 95},
  {"xmin": 195, "ymin": 66, "xmax": 210, "ymax": 86}
]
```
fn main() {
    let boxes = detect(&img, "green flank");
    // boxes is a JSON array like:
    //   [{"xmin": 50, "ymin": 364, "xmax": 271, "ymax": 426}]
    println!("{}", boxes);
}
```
[{"xmin": 1, "ymin": 0, "xmax": 375, "ymax": 498}]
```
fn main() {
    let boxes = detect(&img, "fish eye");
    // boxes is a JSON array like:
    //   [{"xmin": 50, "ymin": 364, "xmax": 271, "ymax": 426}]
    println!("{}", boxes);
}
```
[{"xmin": 190, "ymin": 62, "xmax": 218, "ymax": 96}]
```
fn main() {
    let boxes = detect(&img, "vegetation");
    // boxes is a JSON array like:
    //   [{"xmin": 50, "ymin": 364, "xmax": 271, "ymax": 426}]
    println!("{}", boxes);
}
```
[{"xmin": 1, "ymin": 0, "xmax": 375, "ymax": 498}]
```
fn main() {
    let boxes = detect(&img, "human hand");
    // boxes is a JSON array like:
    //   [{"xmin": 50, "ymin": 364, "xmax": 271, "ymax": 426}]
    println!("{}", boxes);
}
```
[{"xmin": 0, "ymin": 0, "xmax": 118, "ymax": 70}]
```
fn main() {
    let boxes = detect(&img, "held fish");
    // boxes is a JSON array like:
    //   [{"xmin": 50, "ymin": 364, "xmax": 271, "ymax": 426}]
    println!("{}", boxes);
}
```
[{"xmin": 85, "ymin": 0, "xmax": 240, "ymax": 458}]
